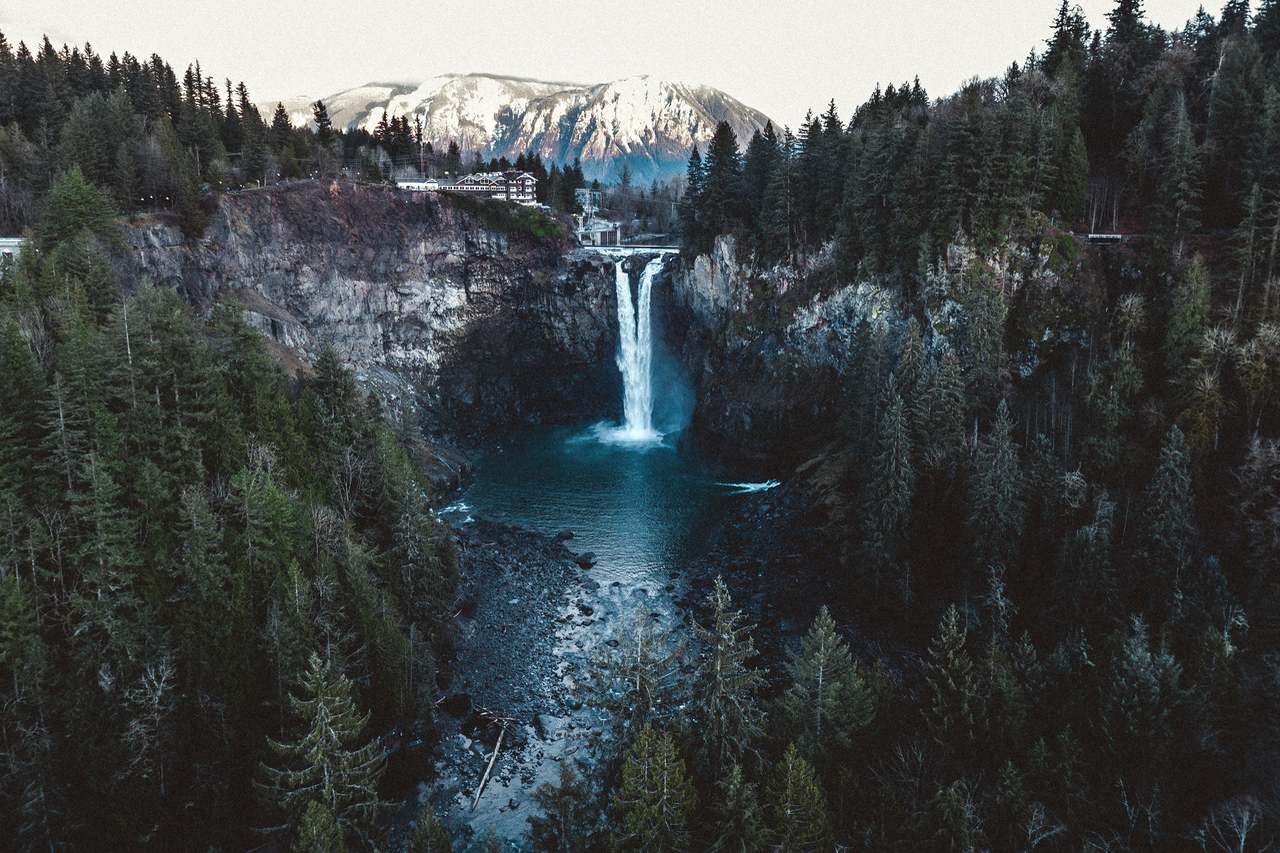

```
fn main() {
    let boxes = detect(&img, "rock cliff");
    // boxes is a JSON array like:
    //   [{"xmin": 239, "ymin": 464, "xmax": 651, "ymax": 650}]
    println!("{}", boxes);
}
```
[
  {"xmin": 666, "ymin": 236, "xmax": 907, "ymax": 466},
  {"xmin": 121, "ymin": 181, "xmax": 623, "ymax": 437}
]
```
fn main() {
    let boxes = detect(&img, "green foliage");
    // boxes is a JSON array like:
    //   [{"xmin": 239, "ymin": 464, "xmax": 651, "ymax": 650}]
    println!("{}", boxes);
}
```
[
  {"xmin": 779, "ymin": 606, "xmax": 875, "ymax": 765},
  {"xmin": 765, "ymin": 745, "xmax": 831, "ymax": 852},
  {"xmin": 925, "ymin": 605, "xmax": 978, "ymax": 751},
  {"xmin": 708, "ymin": 763, "xmax": 767, "ymax": 853},
  {"xmin": 691, "ymin": 577, "xmax": 765, "ymax": 776},
  {"xmin": 36, "ymin": 167, "xmax": 120, "ymax": 254},
  {"xmin": 612, "ymin": 725, "xmax": 696, "ymax": 852},
  {"xmin": 258, "ymin": 653, "xmax": 387, "ymax": 846},
  {"xmin": 527, "ymin": 760, "xmax": 596, "ymax": 852}
]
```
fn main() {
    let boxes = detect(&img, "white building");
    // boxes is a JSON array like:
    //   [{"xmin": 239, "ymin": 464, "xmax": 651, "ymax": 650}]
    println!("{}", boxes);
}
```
[
  {"xmin": 396, "ymin": 178, "xmax": 441, "ymax": 193},
  {"xmin": 398, "ymin": 171, "xmax": 537, "ymax": 202},
  {"xmin": 0, "ymin": 237, "xmax": 23, "ymax": 267},
  {"xmin": 577, "ymin": 218, "xmax": 621, "ymax": 246}
]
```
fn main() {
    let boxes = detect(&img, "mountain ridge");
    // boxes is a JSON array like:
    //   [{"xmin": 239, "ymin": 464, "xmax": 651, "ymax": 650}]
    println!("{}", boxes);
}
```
[{"xmin": 268, "ymin": 72, "xmax": 774, "ymax": 182}]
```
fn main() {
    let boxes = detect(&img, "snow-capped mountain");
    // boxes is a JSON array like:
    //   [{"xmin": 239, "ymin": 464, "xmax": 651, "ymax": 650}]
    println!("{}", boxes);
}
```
[{"xmin": 270, "ymin": 73, "xmax": 773, "ymax": 182}]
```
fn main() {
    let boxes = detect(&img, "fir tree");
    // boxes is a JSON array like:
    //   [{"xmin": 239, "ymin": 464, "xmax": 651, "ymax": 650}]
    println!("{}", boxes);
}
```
[
  {"xmin": 779, "ymin": 606, "xmax": 875, "ymax": 764},
  {"xmin": 691, "ymin": 577, "xmax": 765, "ymax": 776},
  {"xmin": 312, "ymin": 100, "xmax": 333, "ymax": 150},
  {"xmin": 293, "ymin": 801, "xmax": 344, "ymax": 853},
  {"xmin": 258, "ymin": 652, "xmax": 387, "ymax": 847},
  {"xmin": 924, "ymin": 604, "xmax": 978, "ymax": 750},
  {"xmin": 612, "ymin": 725, "xmax": 695, "ymax": 852},
  {"xmin": 411, "ymin": 804, "xmax": 453, "ymax": 852},
  {"xmin": 765, "ymin": 745, "xmax": 831, "ymax": 852},
  {"xmin": 528, "ymin": 759, "xmax": 596, "ymax": 852},
  {"xmin": 708, "ymin": 764, "xmax": 767, "ymax": 853},
  {"xmin": 967, "ymin": 400, "xmax": 1025, "ymax": 569}
]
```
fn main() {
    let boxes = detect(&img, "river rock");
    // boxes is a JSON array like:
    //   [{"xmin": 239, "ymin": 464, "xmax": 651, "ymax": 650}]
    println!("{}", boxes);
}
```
[
  {"xmin": 554, "ymin": 530, "xmax": 575, "ymax": 542},
  {"xmin": 574, "ymin": 552, "xmax": 597, "ymax": 569}
]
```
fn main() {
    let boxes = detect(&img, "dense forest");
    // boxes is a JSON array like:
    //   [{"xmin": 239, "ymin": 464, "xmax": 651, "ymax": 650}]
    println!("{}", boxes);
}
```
[
  {"xmin": 4, "ymin": 0, "xmax": 1280, "ymax": 851},
  {"xmin": 0, "ymin": 30, "xmax": 607, "ymax": 240}
]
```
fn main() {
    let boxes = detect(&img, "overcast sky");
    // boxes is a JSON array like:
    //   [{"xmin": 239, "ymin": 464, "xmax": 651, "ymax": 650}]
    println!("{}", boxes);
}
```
[{"xmin": 2, "ymin": 0, "xmax": 1212, "ymax": 127}]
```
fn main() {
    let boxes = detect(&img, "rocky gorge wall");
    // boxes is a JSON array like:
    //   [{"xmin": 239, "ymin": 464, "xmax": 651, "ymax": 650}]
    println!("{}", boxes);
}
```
[
  {"xmin": 120, "ymin": 181, "xmax": 624, "ymax": 438},
  {"xmin": 665, "ymin": 235, "xmax": 906, "ymax": 467}
]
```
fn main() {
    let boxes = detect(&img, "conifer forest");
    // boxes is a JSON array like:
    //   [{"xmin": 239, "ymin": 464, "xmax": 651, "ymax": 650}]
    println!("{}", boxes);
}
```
[{"xmin": 4, "ymin": 1, "xmax": 1280, "ymax": 851}]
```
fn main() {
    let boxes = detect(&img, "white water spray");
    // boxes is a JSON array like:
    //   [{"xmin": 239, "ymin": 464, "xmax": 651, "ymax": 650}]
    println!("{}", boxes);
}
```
[{"xmin": 604, "ymin": 255, "xmax": 665, "ymax": 444}]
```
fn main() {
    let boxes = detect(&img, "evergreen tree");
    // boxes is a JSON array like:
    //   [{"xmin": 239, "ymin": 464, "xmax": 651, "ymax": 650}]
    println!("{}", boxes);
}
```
[
  {"xmin": 913, "ymin": 346, "xmax": 967, "ymax": 473},
  {"xmin": 779, "ymin": 606, "xmax": 875, "ymax": 764},
  {"xmin": 612, "ymin": 725, "xmax": 695, "ymax": 852},
  {"xmin": 765, "ymin": 745, "xmax": 831, "ymax": 852},
  {"xmin": 528, "ymin": 759, "xmax": 596, "ymax": 852},
  {"xmin": 270, "ymin": 102, "xmax": 292, "ymax": 151},
  {"xmin": 412, "ymin": 804, "xmax": 453, "ymax": 852},
  {"xmin": 691, "ymin": 577, "xmax": 765, "ymax": 776},
  {"xmin": 312, "ymin": 99, "xmax": 333, "ymax": 150},
  {"xmin": 679, "ymin": 146, "xmax": 706, "ymax": 252},
  {"xmin": 258, "ymin": 653, "xmax": 387, "ymax": 847},
  {"xmin": 924, "ymin": 604, "xmax": 979, "ymax": 750},
  {"xmin": 1141, "ymin": 426, "xmax": 1199, "ymax": 613},
  {"xmin": 1165, "ymin": 254, "xmax": 1212, "ymax": 385},
  {"xmin": 708, "ymin": 764, "xmax": 766, "ymax": 853},
  {"xmin": 967, "ymin": 400, "xmax": 1025, "ymax": 569},
  {"xmin": 863, "ymin": 375, "xmax": 915, "ymax": 594}
]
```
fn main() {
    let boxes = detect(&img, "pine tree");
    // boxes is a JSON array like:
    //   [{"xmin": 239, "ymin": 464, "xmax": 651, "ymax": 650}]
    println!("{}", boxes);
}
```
[
  {"xmin": 271, "ymin": 102, "xmax": 292, "ymax": 151},
  {"xmin": 924, "ymin": 604, "xmax": 978, "ymax": 750},
  {"xmin": 312, "ymin": 100, "xmax": 333, "ymax": 150},
  {"xmin": 293, "ymin": 800, "xmax": 344, "ymax": 852},
  {"xmin": 35, "ymin": 166, "xmax": 120, "ymax": 254},
  {"xmin": 1165, "ymin": 254, "xmax": 1211, "ymax": 385},
  {"xmin": 679, "ymin": 146, "xmax": 706, "ymax": 252},
  {"xmin": 779, "ymin": 606, "xmax": 875, "ymax": 764},
  {"xmin": 700, "ymin": 122, "xmax": 743, "ymax": 240},
  {"xmin": 1101, "ymin": 616, "xmax": 1183, "ymax": 766},
  {"xmin": 612, "ymin": 725, "xmax": 695, "ymax": 852},
  {"xmin": 528, "ymin": 759, "xmax": 596, "ymax": 852},
  {"xmin": 863, "ymin": 375, "xmax": 915, "ymax": 593},
  {"xmin": 692, "ymin": 577, "xmax": 764, "ymax": 776},
  {"xmin": 1141, "ymin": 425, "xmax": 1199, "ymax": 612},
  {"xmin": 765, "ymin": 745, "xmax": 831, "ymax": 852},
  {"xmin": 258, "ymin": 652, "xmax": 387, "ymax": 846},
  {"xmin": 708, "ymin": 764, "xmax": 767, "ymax": 853},
  {"xmin": 913, "ymin": 346, "xmax": 967, "ymax": 473},
  {"xmin": 967, "ymin": 400, "xmax": 1024, "ymax": 569}
]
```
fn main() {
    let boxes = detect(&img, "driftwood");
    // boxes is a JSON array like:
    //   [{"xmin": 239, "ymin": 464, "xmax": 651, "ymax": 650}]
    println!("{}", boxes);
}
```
[{"xmin": 470, "ymin": 708, "xmax": 516, "ymax": 811}]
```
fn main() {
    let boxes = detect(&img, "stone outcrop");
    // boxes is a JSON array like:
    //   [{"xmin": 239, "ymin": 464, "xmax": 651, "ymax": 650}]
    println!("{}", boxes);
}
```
[
  {"xmin": 666, "ymin": 236, "xmax": 907, "ymax": 465},
  {"xmin": 121, "ymin": 181, "xmax": 624, "ymax": 437}
]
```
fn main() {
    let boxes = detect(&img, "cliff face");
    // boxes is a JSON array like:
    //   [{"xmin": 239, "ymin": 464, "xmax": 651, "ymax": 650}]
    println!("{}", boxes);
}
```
[
  {"xmin": 667, "ymin": 236, "xmax": 906, "ymax": 466},
  {"xmin": 122, "ymin": 181, "xmax": 622, "ymax": 437}
]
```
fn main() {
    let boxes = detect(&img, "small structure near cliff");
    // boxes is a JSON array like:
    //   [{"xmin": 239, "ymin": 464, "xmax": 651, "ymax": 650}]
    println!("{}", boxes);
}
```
[{"xmin": 401, "ymin": 170, "xmax": 538, "ymax": 203}]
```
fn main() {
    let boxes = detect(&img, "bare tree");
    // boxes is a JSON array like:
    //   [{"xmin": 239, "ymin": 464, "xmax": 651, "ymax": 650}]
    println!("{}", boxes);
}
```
[{"xmin": 1190, "ymin": 797, "xmax": 1270, "ymax": 853}]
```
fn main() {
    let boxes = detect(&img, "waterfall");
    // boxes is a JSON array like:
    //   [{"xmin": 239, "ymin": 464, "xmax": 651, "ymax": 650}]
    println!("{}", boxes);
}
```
[{"xmin": 610, "ymin": 255, "xmax": 664, "ymax": 442}]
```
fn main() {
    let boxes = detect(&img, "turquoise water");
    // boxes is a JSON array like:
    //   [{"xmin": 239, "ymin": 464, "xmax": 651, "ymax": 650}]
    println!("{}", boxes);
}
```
[{"xmin": 445, "ymin": 425, "xmax": 768, "ymax": 584}]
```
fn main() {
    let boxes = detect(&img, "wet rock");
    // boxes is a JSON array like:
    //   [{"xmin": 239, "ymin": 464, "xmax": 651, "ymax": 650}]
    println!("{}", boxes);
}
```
[
  {"xmin": 575, "ymin": 551, "xmax": 597, "ymax": 569},
  {"xmin": 577, "ymin": 602, "xmax": 594, "ymax": 616},
  {"xmin": 554, "ymin": 530, "xmax": 575, "ymax": 542}
]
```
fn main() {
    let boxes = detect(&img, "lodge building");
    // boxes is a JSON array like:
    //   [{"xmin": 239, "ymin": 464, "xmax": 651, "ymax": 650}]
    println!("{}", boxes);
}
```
[{"xmin": 398, "ymin": 170, "xmax": 538, "ymax": 203}]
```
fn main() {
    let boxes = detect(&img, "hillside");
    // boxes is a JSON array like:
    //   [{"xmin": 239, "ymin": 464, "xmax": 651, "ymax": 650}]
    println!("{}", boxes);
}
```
[{"xmin": 271, "ymin": 72, "xmax": 774, "ymax": 181}]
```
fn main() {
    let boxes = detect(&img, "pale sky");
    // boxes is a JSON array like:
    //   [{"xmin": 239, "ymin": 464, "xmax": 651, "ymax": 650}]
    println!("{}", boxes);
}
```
[{"xmin": 2, "ymin": 0, "xmax": 1212, "ymax": 128}]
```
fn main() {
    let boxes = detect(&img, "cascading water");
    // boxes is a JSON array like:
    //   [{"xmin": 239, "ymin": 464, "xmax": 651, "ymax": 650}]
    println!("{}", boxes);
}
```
[{"xmin": 604, "ymin": 255, "xmax": 665, "ymax": 443}]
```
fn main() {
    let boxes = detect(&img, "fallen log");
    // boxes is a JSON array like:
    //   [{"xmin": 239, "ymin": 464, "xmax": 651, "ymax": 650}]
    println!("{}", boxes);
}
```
[{"xmin": 470, "ymin": 722, "xmax": 508, "ymax": 811}]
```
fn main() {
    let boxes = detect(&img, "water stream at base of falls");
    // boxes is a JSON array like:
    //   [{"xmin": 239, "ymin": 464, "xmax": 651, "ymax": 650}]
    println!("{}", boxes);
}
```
[{"xmin": 434, "ymin": 249, "xmax": 783, "ymax": 844}]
